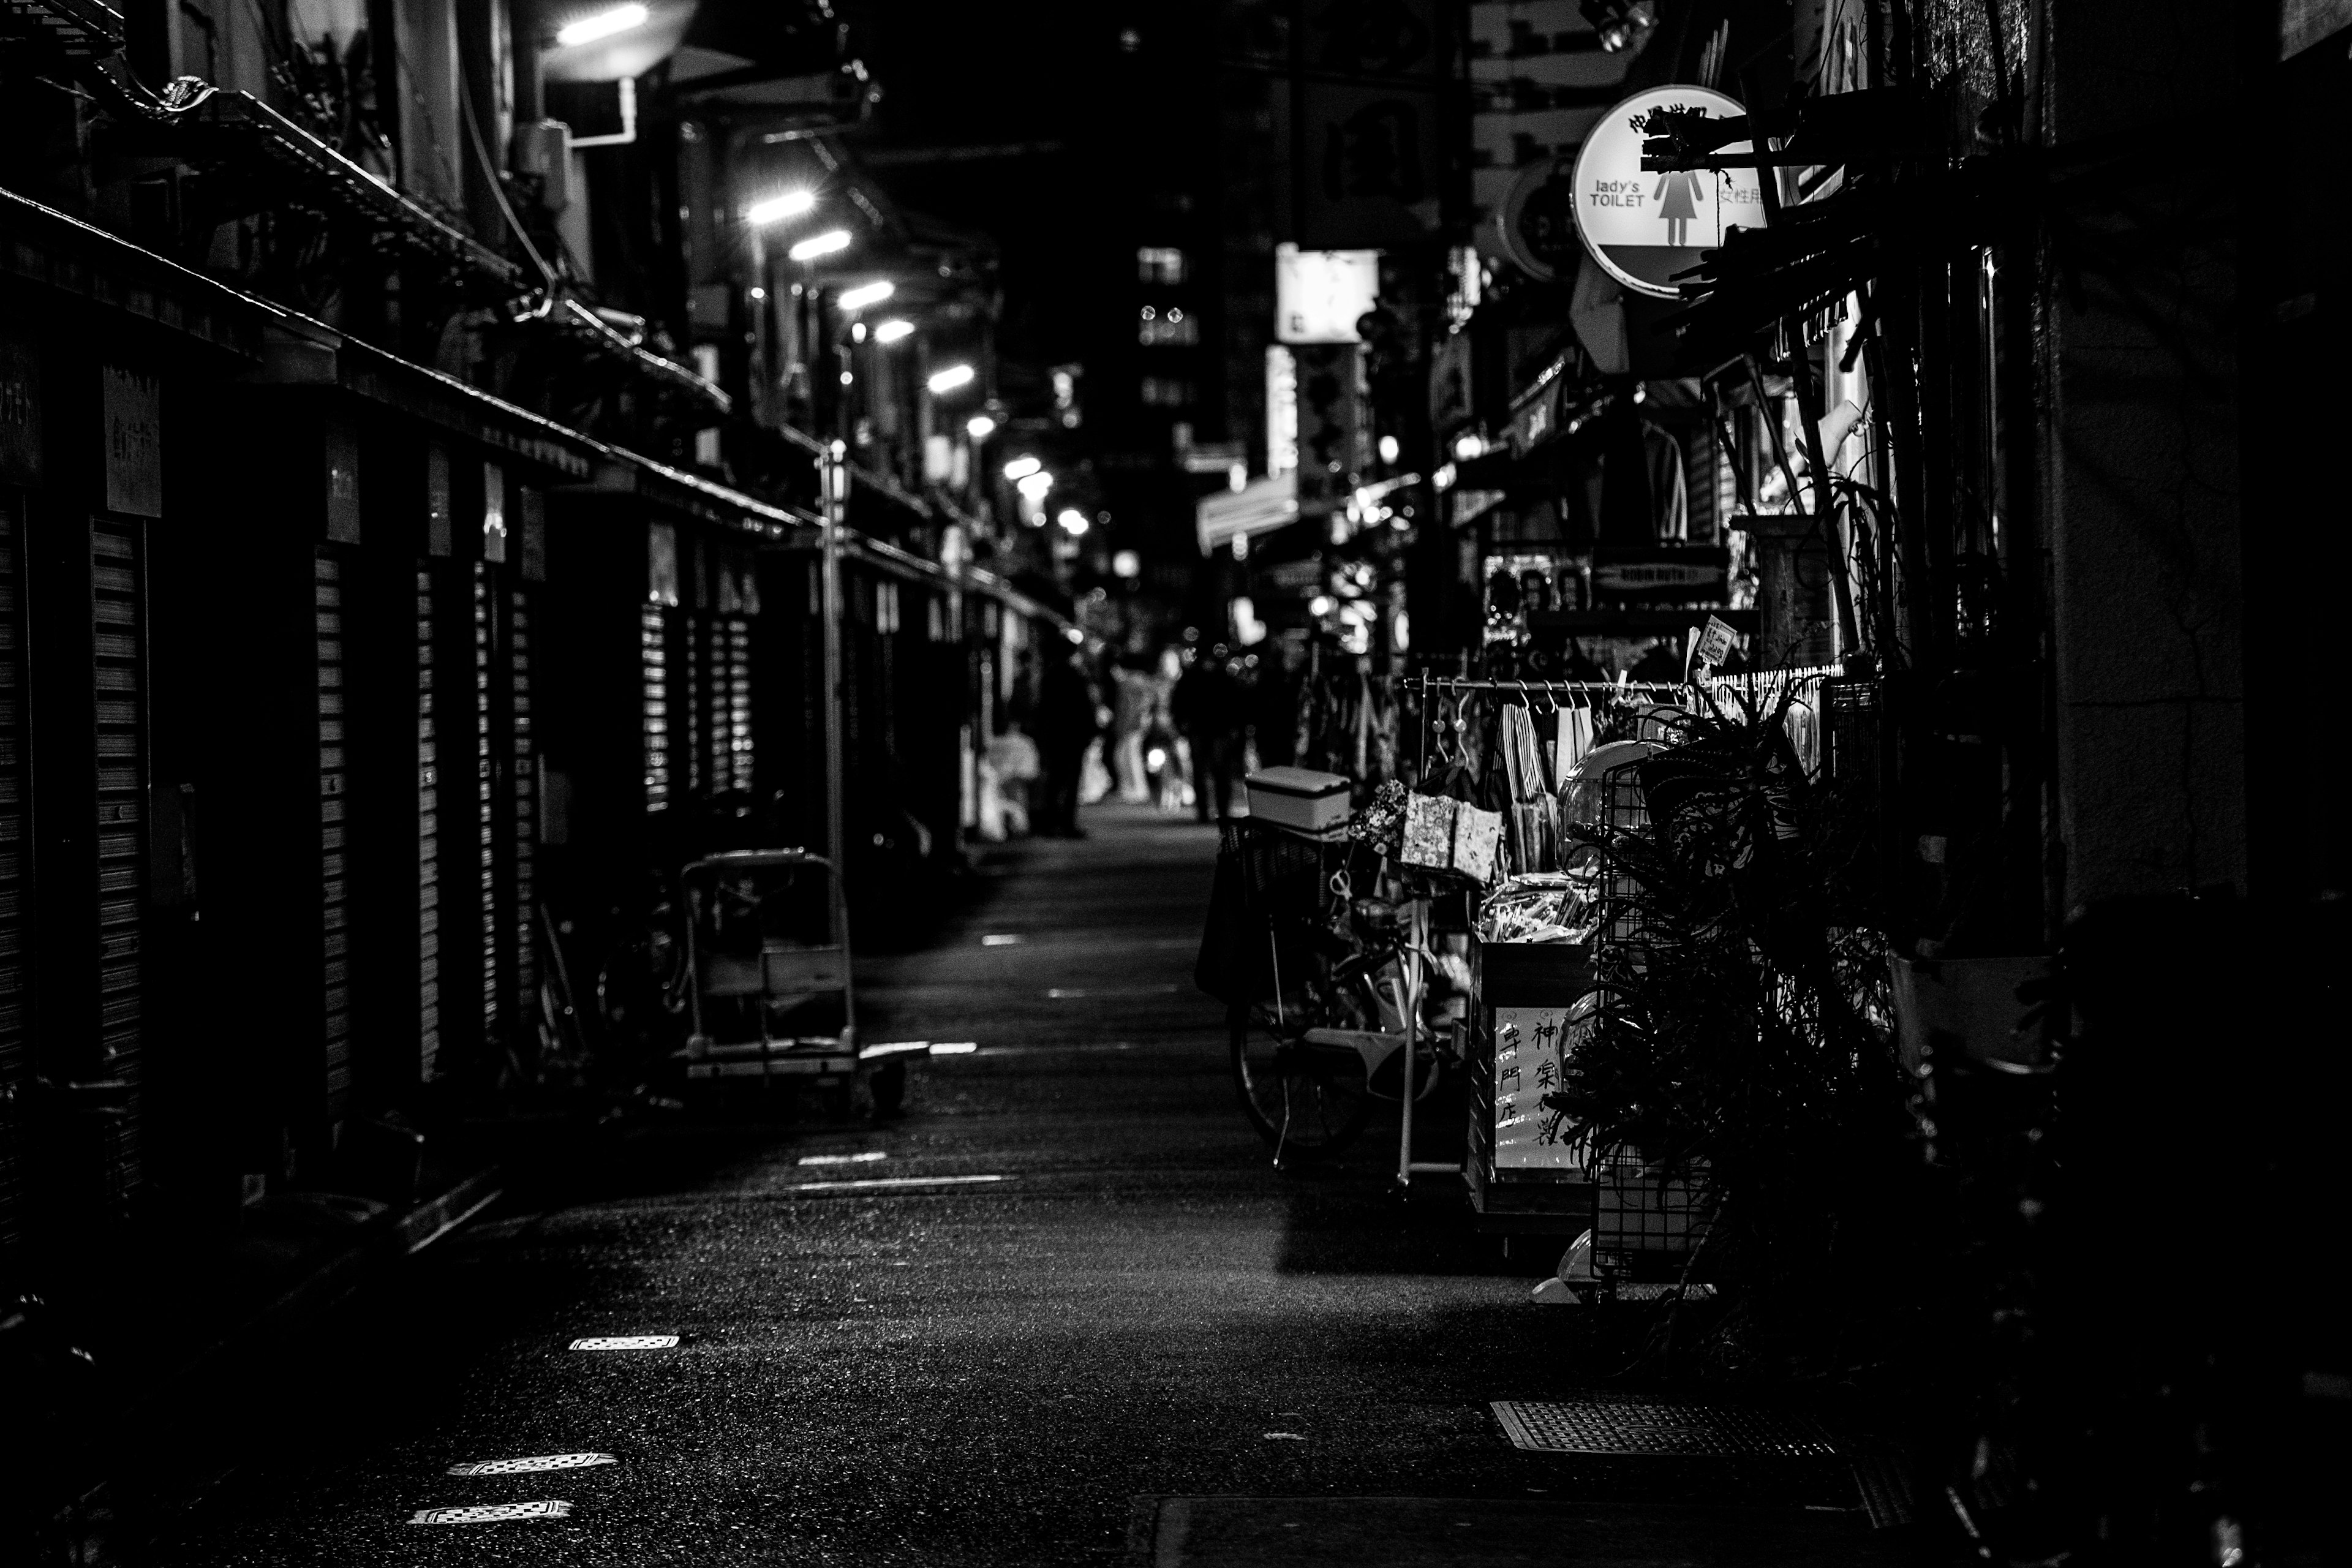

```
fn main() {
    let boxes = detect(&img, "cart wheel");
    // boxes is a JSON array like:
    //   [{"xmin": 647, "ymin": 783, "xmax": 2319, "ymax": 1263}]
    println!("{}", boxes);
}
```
[{"xmin": 1229, "ymin": 1005, "xmax": 1372, "ymax": 1161}]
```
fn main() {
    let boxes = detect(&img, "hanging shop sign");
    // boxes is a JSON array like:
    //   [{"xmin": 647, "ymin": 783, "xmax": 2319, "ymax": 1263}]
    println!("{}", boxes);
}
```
[
  {"xmin": 1494, "ymin": 156, "xmax": 1582, "ymax": 284},
  {"xmin": 1276, "ymin": 245, "xmax": 1382, "ymax": 344},
  {"xmin": 1570, "ymin": 86, "xmax": 1768, "ymax": 301},
  {"xmin": 102, "ymin": 364, "xmax": 163, "ymax": 518},
  {"xmin": 1590, "ymin": 545, "xmax": 1730, "ymax": 601}
]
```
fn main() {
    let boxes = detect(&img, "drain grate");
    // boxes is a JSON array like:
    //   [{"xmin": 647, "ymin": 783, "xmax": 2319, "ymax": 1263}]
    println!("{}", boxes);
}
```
[
  {"xmin": 568, "ymin": 1335, "xmax": 678, "ymax": 1351},
  {"xmin": 1492, "ymin": 1396, "xmax": 1836, "ymax": 1458},
  {"xmin": 447, "ymin": 1452, "xmax": 616, "ymax": 1476},
  {"xmin": 410, "ymin": 1501, "xmax": 573, "ymax": 1525}
]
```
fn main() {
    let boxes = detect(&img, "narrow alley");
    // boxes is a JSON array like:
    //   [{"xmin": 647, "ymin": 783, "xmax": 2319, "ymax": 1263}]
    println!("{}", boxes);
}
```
[{"xmin": 141, "ymin": 807, "xmax": 1909, "ymax": 1566}]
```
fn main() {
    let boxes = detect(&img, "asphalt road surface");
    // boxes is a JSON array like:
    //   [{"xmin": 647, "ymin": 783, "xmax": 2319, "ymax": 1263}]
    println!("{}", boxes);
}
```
[{"xmin": 153, "ymin": 803, "xmax": 1913, "ymax": 1567}]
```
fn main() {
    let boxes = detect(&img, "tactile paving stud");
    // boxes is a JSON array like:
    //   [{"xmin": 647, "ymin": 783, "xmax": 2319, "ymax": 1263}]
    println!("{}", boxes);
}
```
[
  {"xmin": 447, "ymin": 1452, "xmax": 616, "ymax": 1476},
  {"xmin": 409, "ymin": 1501, "xmax": 573, "ymax": 1524},
  {"xmin": 1491, "ymin": 1396, "xmax": 1835, "ymax": 1458},
  {"xmin": 568, "ymin": 1335, "xmax": 678, "ymax": 1351}
]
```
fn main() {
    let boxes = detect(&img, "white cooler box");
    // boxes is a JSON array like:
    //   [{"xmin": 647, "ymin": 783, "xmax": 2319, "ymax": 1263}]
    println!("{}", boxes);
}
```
[{"xmin": 1245, "ymin": 767, "xmax": 1352, "ymax": 834}]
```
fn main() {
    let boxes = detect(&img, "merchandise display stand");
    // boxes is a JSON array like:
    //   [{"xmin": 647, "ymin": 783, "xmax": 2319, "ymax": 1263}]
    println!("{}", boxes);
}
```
[{"xmin": 1407, "ymin": 676, "xmax": 1686, "ymax": 1223}]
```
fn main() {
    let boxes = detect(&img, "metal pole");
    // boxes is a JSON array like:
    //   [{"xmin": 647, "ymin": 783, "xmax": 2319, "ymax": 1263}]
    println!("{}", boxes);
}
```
[{"xmin": 820, "ymin": 437, "xmax": 848, "ymax": 953}]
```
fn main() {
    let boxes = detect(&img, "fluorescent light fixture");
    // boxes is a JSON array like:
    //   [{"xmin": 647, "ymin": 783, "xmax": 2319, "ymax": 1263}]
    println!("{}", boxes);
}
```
[
  {"xmin": 835, "ymin": 280, "xmax": 895, "ymax": 312},
  {"xmin": 745, "ymin": 190, "xmax": 816, "ymax": 226},
  {"xmin": 788, "ymin": 228, "xmax": 852, "ymax": 262},
  {"xmin": 1057, "ymin": 508, "xmax": 1089, "ymax": 535},
  {"xmin": 929, "ymin": 1042, "xmax": 979, "ymax": 1054},
  {"xmin": 556, "ymin": 2, "xmax": 647, "ymax": 47},
  {"xmin": 927, "ymin": 363, "xmax": 976, "ymax": 394},
  {"xmin": 873, "ymin": 318, "xmax": 915, "ymax": 344},
  {"xmin": 1016, "ymin": 471, "xmax": 1054, "ymax": 501},
  {"xmin": 1002, "ymin": 456, "xmax": 1042, "ymax": 481},
  {"xmin": 967, "ymin": 415, "xmax": 998, "ymax": 440}
]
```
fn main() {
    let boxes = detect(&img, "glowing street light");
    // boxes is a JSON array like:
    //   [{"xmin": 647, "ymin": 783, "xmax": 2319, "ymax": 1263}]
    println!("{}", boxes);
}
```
[
  {"xmin": 556, "ymin": 2, "xmax": 646, "ymax": 47},
  {"xmin": 1056, "ymin": 508, "xmax": 1090, "ymax": 536},
  {"xmin": 1001, "ymin": 456, "xmax": 1042, "ymax": 481},
  {"xmin": 966, "ymin": 414, "xmax": 997, "ymax": 440},
  {"xmin": 835, "ymin": 280, "xmax": 895, "ymax": 312},
  {"xmin": 872, "ymin": 318, "xmax": 914, "ymax": 344},
  {"xmin": 926, "ymin": 363, "xmax": 975, "ymax": 394},
  {"xmin": 1016, "ymin": 471, "xmax": 1054, "ymax": 502},
  {"xmin": 746, "ymin": 190, "xmax": 816, "ymax": 226},
  {"xmin": 788, "ymin": 228, "xmax": 852, "ymax": 262}
]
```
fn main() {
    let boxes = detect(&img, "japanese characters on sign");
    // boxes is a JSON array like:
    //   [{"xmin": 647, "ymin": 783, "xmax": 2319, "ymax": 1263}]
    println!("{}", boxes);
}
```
[{"xmin": 1570, "ymin": 86, "xmax": 1768, "ymax": 301}]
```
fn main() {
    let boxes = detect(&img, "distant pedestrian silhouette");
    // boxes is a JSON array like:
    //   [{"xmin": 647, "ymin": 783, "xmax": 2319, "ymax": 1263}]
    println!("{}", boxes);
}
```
[{"xmin": 1653, "ymin": 170, "xmax": 1705, "ymax": 247}]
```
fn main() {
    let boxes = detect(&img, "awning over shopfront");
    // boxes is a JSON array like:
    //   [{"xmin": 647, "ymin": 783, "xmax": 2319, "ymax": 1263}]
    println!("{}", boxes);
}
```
[{"xmin": 1196, "ymin": 472, "xmax": 1298, "ymax": 556}]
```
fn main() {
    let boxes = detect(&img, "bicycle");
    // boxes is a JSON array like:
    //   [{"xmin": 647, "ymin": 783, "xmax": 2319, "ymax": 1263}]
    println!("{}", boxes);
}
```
[{"xmin": 1213, "ymin": 819, "xmax": 1449, "ymax": 1167}]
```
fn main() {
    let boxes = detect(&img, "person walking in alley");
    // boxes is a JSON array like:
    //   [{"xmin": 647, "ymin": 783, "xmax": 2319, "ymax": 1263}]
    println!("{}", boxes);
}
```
[
  {"xmin": 1110, "ymin": 662, "xmax": 1154, "ymax": 802},
  {"xmin": 1033, "ymin": 645, "xmax": 1101, "ymax": 837},
  {"xmin": 1170, "ymin": 645, "xmax": 1244, "ymax": 823}
]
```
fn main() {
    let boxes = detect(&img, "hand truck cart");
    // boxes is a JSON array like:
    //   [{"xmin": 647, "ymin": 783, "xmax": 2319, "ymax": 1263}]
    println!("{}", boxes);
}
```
[{"xmin": 669, "ymin": 848, "xmax": 910, "ymax": 1116}]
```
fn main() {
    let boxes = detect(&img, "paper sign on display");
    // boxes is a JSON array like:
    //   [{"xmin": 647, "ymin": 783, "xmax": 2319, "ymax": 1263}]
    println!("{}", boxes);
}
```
[
  {"xmin": 1570, "ymin": 86, "xmax": 1770, "ymax": 301},
  {"xmin": 1493, "ymin": 1006, "xmax": 1585, "ymax": 1172}
]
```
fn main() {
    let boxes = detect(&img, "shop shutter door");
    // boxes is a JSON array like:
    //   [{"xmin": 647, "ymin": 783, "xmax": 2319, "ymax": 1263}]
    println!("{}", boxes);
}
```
[
  {"xmin": 0, "ymin": 501, "xmax": 26, "ymax": 1259},
  {"xmin": 472, "ymin": 565, "xmax": 499, "ymax": 1047},
  {"xmin": 640, "ymin": 603, "xmax": 670, "ymax": 812},
  {"xmin": 508, "ymin": 589, "xmax": 537, "ymax": 1025},
  {"xmin": 417, "ymin": 569, "xmax": 442, "ymax": 1079},
  {"xmin": 681, "ymin": 608, "xmax": 706, "ymax": 801},
  {"xmin": 703, "ymin": 616, "xmax": 726, "ymax": 796},
  {"xmin": 316, "ymin": 553, "xmax": 352, "ymax": 1124},
  {"xmin": 725, "ymin": 615, "xmax": 752, "ymax": 793},
  {"xmin": 91, "ymin": 521, "xmax": 146, "ymax": 1205}
]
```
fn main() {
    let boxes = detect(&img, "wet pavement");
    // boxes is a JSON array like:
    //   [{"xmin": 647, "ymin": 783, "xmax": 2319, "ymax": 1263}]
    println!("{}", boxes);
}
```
[{"xmin": 149, "ymin": 804, "xmax": 1922, "ymax": 1566}]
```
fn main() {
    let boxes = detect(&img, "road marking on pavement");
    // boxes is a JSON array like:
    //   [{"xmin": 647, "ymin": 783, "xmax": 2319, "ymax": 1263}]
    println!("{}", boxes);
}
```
[
  {"xmin": 790, "ymin": 1173, "xmax": 1009, "ymax": 1193},
  {"xmin": 447, "ymin": 1453, "xmax": 615, "ymax": 1476},
  {"xmin": 568, "ymin": 1335, "xmax": 678, "ymax": 1351},
  {"xmin": 410, "ymin": 1501, "xmax": 573, "ymax": 1524},
  {"xmin": 980, "ymin": 933, "xmax": 1025, "ymax": 946},
  {"xmin": 1263, "ymin": 1431, "xmax": 1306, "ymax": 1441},
  {"xmin": 1046, "ymin": 985, "xmax": 1178, "ymax": 999},
  {"xmin": 798, "ymin": 1150, "xmax": 888, "ymax": 1166}
]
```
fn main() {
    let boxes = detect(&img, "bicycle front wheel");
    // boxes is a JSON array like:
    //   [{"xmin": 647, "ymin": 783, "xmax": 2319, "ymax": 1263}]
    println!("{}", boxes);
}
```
[{"xmin": 1230, "ymin": 1004, "xmax": 1374, "ymax": 1161}]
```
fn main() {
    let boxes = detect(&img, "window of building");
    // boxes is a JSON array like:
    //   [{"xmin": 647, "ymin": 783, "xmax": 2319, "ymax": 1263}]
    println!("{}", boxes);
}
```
[
  {"xmin": 1139, "ymin": 377, "xmax": 1194, "ymax": 407},
  {"xmin": 1136, "ymin": 246, "xmax": 1188, "ymax": 284},
  {"xmin": 1138, "ymin": 307, "xmax": 1198, "ymax": 347}
]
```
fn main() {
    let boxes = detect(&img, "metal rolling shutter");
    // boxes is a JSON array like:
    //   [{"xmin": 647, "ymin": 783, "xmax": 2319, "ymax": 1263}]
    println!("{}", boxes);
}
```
[
  {"xmin": 704, "ymin": 616, "xmax": 728, "ymax": 795},
  {"xmin": 315, "ymin": 554, "xmax": 352, "ymax": 1124},
  {"xmin": 417, "ymin": 570, "xmax": 442, "ymax": 1080},
  {"xmin": 725, "ymin": 614, "xmax": 752, "ymax": 793},
  {"xmin": 0, "ymin": 502, "xmax": 25, "ymax": 1257},
  {"xmin": 681, "ymin": 609, "xmax": 706, "ymax": 801},
  {"xmin": 508, "ymin": 590, "xmax": 537, "ymax": 1025},
  {"xmin": 472, "ymin": 565, "xmax": 499, "ymax": 1048},
  {"xmin": 641, "ymin": 603, "xmax": 670, "ymax": 812},
  {"xmin": 91, "ymin": 521, "xmax": 146, "ymax": 1205}
]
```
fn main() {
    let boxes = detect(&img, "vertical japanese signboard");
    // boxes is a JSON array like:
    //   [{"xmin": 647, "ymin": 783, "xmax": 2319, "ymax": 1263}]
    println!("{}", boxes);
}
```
[
  {"xmin": 102, "ymin": 365, "xmax": 163, "ymax": 518},
  {"xmin": 1286, "ymin": 0, "xmax": 1450, "ymax": 250}
]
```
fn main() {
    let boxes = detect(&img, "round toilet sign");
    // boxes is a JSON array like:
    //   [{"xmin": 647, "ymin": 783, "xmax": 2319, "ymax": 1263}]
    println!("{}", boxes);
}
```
[{"xmin": 1570, "ymin": 86, "xmax": 1770, "ymax": 300}]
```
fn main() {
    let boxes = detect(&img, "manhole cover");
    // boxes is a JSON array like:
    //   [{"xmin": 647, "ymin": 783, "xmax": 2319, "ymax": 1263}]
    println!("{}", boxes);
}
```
[
  {"xmin": 409, "ymin": 1501, "xmax": 573, "ymax": 1525},
  {"xmin": 1491, "ymin": 1396, "xmax": 1835, "ymax": 1458},
  {"xmin": 448, "ymin": 1452, "xmax": 616, "ymax": 1476},
  {"xmin": 569, "ymin": 1335, "xmax": 677, "ymax": 1351}
]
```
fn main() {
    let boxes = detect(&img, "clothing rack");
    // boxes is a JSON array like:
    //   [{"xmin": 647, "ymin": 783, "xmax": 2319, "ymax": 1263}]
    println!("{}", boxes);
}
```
[{"xmin": 1410, "ymin": 675, "xmax": 1693, "ymax": 782}]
